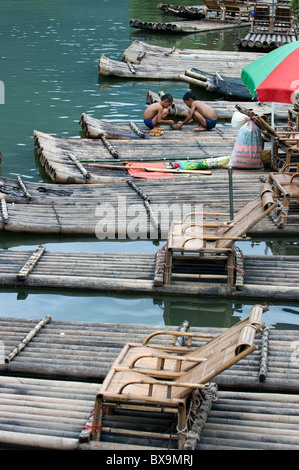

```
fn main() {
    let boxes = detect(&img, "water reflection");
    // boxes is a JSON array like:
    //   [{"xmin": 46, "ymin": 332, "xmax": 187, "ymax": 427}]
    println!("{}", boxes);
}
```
[{"xmin": 0, "ymin": 287, "xmax": 298, "ymax": 330}]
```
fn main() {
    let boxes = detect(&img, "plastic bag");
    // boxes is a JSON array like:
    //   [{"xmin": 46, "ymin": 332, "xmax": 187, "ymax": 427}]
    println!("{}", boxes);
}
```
[
  {"xmin": 229, "ymin": 119, "xmax": 262, "ymax": 169},
  {"xmin": 231, "ymin": 110, "xmax": 249, "ymax": 129},
  {"xmin": 175, "ymin": 155, "xmax": 230, "ymax": 170}
]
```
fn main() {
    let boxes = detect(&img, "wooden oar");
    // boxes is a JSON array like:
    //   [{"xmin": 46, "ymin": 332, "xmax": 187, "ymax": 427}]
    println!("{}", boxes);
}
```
[{"xmin": 88, "ymin": 163, "xmax": 212, "ymax": 175}]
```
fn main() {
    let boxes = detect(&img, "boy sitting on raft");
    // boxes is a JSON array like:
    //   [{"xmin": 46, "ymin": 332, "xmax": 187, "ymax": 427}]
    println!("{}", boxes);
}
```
[
  {"xmin": 176, "ymin": 92, "xmax": 217, "ymax": 131},
  {"xmin": 144, "ymin": 94, "xmax": 175, "ymax": 129}
]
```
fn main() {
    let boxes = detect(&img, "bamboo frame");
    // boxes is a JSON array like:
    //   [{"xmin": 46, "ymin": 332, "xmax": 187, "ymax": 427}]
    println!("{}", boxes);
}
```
[
  {"xmin": 91, "ymin": 305, "xmax": 267, "ymax": 449},
  {"xmin": 163, "ymin": 186, "xmax": 277, "ymax": 285},
  {"xmin": 268, "ymin": 169, "xmax": 299, "ymax": 227}
]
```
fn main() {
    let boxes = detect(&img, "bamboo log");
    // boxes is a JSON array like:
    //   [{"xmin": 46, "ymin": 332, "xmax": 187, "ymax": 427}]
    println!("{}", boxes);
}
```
[
  {"xmin": 0, "ymin": 431, "xmax": 79, "ymax": 450},
  {"xmin": 17, "ymin": 176, "xmax": 32, "ymax": 200},
  {"xmin": 259, "ymin": 326, "xmax": 269, "ymax": 382},
  {"xmin": 1, "ymin": 198, "xmax": 8, "ymax": 224},
  {"xmin": 67, "ymin": 153, "xmax": 90, "ymax": 179},
  {"xmin": 129, "ymin": 121, "xmax": 145, "ymax": 138},
  {"xmin": 5, "ymin": 315, "xmax": 51, "ymax": 362},
  {"xmin": 178, "ymin": 74, "xmax": 209, "ymax": 89},
  {"xmin": 17, "ymin": 245, "xmax": 46, "ymax": 280}
]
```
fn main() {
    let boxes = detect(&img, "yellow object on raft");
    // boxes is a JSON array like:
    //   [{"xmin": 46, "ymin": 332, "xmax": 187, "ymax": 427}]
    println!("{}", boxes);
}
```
[
  {"xmin": 150, "ymin": 128, "xmax": 164, "ymax": 136},
  {"xmin": 176, "ymin": 155, "xmax": 230, "ymax": 170}
]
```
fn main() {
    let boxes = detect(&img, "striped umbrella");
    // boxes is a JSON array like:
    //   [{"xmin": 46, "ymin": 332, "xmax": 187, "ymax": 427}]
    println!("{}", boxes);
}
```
[{"xmin": 241, "ymin": 41, "xmax": 299, "ymax": 104}]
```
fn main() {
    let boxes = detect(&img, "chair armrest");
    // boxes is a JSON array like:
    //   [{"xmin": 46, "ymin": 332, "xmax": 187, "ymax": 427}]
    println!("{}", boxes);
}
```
[
  {"xmin": 129, "ymin": 353, "xmax": 207, "ymax": 369},
  {"xmin": 119, "ymin": 379, "xmax": 210, "ymax": 397},
  {"xmin": 143, "ymin": 330, "xmax": 214, "ymax": 346}
]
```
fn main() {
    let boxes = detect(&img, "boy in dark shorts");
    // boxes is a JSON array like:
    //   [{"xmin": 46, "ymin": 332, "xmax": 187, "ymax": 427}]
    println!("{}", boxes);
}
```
[
  {"xmin": 143, "ymin": 94, "xmax": 175, "ymax": 129},
  {"xmin": 176, "ymin": 92, "xmax": 217, "ymax": 131}
]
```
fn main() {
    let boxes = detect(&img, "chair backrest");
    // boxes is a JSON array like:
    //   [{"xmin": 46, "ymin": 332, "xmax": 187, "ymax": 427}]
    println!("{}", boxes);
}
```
[
  {"xmin": 202, "ymin": 0, "xmax": 222, "ymax": 11},
  {"xmin": 222, "ymin": 0, "xmax": 244, "ymax": 11},
  {"xmin": 253, "ymin": 3, "xmax": 270, "ymax": 18},
  {"xmin": 167, "ymin": 185, "xmax": 276, "ymax": 252},
  {"xmin": 216, "ymin": 185, "xmax": 276, "ymax": 248},
  {"xmin": 274, "ymin": 5, "xmax": 292, "ymax": 22},
  {"xmin": 169, "ymin": 304, "xmax": 267, "ymax": 398}
]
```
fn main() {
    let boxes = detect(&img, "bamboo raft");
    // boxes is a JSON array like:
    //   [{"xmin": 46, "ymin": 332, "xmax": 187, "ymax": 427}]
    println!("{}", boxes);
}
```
[
  {"xmin": 129, "ymin": 17, "xmax": 250, "ymax": 34},
  {"xmin": 0, "ymin": 317, "xmax": 298, "ymax": 391},
  {"xmin": 0, "ymin": 375, "xmax": 99, "ymax": 450},
  {"xmin": 235, "ymin": 31, "xmax": 299, "ymax": 50},
  {"xmin": 92, "ymin": 389, "xmax": 299, "ymax": 450},
  {"xmin": 99, "ymin": 40, "xmax": 263, "ymax": 79},
  {"xmin": 2, "ymin": 174, "xmax": 299, "ymax": 235},
  {"xmin": 0, "ymin": 248, "xmax": 299, "ymax": 300},
  {"xmin": 0, "ymin": 317, "xmax": 299, "ymax": 450},
  {"xmin": 34, "ymin": 129, "xmax": 239, "ymax": 184}
]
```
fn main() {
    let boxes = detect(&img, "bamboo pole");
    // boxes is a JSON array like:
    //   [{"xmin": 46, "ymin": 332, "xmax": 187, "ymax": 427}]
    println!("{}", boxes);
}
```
[{"xmin": 5, "ymin": 315, "xmax": 51, "ymax": 363}]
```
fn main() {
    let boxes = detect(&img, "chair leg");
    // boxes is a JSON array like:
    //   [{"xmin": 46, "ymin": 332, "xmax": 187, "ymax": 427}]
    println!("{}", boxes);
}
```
[
  {"xmin": 280, "ymin": 195, "xmax": 290, "ymax": 228},
  {"xmin": 227, "ymin": 252, "xmax": 235, "ymax": 286},
  {"xmin": 177, "ymin": 403, "xmax": 187, "ymax": 450},
  {"xmin": 164, "ymin": 250, "xmax": 172, "ymax": 284},
  {"xmin": 91, "ymin": 396, "xmax": 104, "ymax": 441}
]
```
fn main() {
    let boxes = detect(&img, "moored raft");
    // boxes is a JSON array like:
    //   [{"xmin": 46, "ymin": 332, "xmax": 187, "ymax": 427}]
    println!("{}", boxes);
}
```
[
  {"xmin": 34, "ymin": 129, "xmax": 239, "ymax": 183},
  {"xmin": 0, "ymin": 316, "xmax": 298, "ymax": 393},
  {"xmin": 99, "ymin": 40, "xmax": 263, "ymax": 79},
  {"xmin": 235, "ymin": 31, "xmax": 299, "ymax": 50},
  {"xmin": 1, "ymin": 175, "xmax": 299, "ymax": 236},
  {"xmin": 0, "ymin": 318, "xmax": 299, "ymax": 450},
  {"xmin": 129, "ymin": 17, "xmax": 249, "ymax": 34},
  {"xmin": 0, "ymin": 375, "xmax": 99, "ymax": 450}
]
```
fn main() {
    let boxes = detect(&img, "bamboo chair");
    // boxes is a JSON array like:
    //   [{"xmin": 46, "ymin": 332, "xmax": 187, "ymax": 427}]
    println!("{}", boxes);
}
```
[
  {"xmin": 91, "ymin": 304, "xmax": 268, "ymax": 449},
  {"xmin": 201, "ymin": 0, "xmax": 224, "ymax": 19},
  {"xmin": 273, "ymin": 4, "xmax": 293, "ymax": 32},
  {"xmin": 250, "ymin": 3, "xmax": 272, "ymax": 32},
  {"xmin": 236, "ymin": 105, "xmax": 299, "ymax": 169},
  {"xmin": 268, "ymin": 164, "xmax": 299, "ymax": 228},
  {"xmin": 221, "ymin": 0, "xmax": 251, "ymax": 21},
  {"xmin": 163, "ymin": 184, "xmax": 277, "ymax": 285}
]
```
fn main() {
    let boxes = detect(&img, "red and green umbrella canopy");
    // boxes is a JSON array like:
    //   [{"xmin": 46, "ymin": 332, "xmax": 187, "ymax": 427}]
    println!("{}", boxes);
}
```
[{"xmin": 241, "ymin": 41, "xmax": 299, "ymax": 104}]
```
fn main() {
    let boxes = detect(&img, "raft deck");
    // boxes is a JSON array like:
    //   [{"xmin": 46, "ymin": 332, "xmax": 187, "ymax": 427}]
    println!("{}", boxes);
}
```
[
  {"xmin": 99, "ymin": 40, "xmax": 263, "ymax": 79},
  {"xmin": 34, "ymin": 128, "xmax": 239, "ymax": 183},
  {"xmin": 0, "ymin": 317, "xmax": 299, "ymax": 450},
  {"xmin": 0, "ymin": 248, "xmax": 299, "ymax": 300},
  {"xmin": 129, "ymin": 17, "xmax": 250, "ymax": 34},
  {"xmin": 2, "ymin": 174, "xmax": 299, "ymax": 236},
  {"xmin": 1, "ymin": 174, "xmax": 298, "ymax": 235}
]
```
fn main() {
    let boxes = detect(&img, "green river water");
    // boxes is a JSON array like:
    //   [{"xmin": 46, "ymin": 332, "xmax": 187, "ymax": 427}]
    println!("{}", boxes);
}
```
[{"xmin": 0, "ymin": 0, "xmax": 298, "ymax": 329}]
